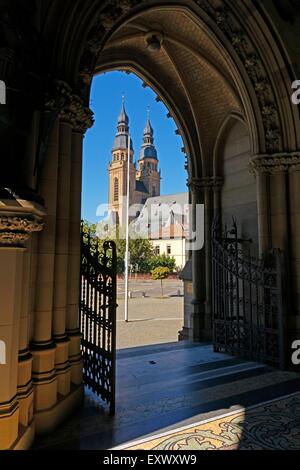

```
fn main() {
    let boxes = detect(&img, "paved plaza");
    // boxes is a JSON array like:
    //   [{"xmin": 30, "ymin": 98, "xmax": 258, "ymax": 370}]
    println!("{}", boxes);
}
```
[{"xmin": 116, "ymin": 279, "xmax": 184, "ymax": 350}]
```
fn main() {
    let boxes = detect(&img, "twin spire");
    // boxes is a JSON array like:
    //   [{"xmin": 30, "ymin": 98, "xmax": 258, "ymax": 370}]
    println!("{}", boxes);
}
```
[
  {"xmin": 113, "ymin": 98, "xmax": 157, "ymax": 160},
  {"xmin": 117, "ymin": 96, "xmax": 129, "ymax": 126}
]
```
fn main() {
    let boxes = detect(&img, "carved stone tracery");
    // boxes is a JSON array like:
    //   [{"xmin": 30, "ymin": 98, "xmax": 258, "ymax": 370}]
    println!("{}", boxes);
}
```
[
  {"xmin": 188, "ymin": 177, "xmax": 223, "ymax": 193},
  {"xmin": 46, "ymin": 80, "xmax": 94, "ymax": 133},
  {"xmin": 0, "ymin": 214, "xmax": 44, "ymax": 247},
  {"xmin": 250, "ymin": 153, "xmax": 300, "ymax": 174}
]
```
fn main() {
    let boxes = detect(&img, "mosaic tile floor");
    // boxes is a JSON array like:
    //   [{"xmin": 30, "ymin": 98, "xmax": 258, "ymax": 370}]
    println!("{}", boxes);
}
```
[
  {"xmin": 117, "ymin": 393, "xmax": 300, "ymax": 450},
  {"xmin": 34, "ymin": 343, "xmax": 300, "ymax": 450}
]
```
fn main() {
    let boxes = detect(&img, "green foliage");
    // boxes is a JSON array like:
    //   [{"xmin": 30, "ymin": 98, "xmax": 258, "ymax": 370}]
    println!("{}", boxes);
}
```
[
  {"xmin": 115, "ymin": 238, "xmax": 154, "ymax": 274},
  {"xmin": 82, "ymin": 220, "xmax": 154, "ymax": 274},
  {"xmin": 151, "ymin": 267, "xmax": 170, "ymax": 280},
  {"xmin": 82, "ymin": 220, "xmax": 177, "ymax": 275},
  {"xmin": 151, "ymin": 267, "xmax": 170, "ymax": 297},
  {"xmin": 150, "ymin": 254, "xmax": 176, "ymax": 272}
]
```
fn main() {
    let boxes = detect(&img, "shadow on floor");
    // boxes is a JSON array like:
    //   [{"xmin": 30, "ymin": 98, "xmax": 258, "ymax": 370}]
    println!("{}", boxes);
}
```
[{"xmin": 34, "ymin": 342, "xmax": 300, "ymax": 450}]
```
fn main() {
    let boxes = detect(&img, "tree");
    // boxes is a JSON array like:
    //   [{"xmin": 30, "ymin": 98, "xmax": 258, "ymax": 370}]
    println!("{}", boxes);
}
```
[
  {"xmin": 115, "ymin": 238, "xmax": 154, "ymax": 274},
  {"xmin": 151, "ymin": 267, "xmax": 170, "ymax": 297},
  {"xmin": 150, "ymin": 254, "xmax": 176, "ymax": 272}
]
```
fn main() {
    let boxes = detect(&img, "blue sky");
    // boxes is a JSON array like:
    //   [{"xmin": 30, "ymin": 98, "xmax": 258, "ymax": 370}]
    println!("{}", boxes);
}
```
[{"xmin": 82, "ymin": 71, "xmax": 187, "ymax": 223}]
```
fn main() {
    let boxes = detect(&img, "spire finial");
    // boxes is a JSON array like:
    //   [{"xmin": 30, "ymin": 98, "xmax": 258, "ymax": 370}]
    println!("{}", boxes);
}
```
[{"xmin": 117, "ymin": 94, "xmax": 129, "ymax": 126}]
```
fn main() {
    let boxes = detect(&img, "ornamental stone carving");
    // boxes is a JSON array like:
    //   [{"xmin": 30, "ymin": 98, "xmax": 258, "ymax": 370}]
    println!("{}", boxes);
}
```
[
  {"xmin": 188, "ymin": 177, "xmax": 223, "ymax": 192},
  {"xmin": 0, "ymin": 215, "xmax": 44, "ymax": 247},
  {"xmin": 250, "ymin": 153, "xmax": 300, "ymax": 174},
  {"xmin": 195, "ymin": 0, "xmax": 282, "ymax": 153},
  {"xmin": 79, "ymin": 0, "xmax": 284, "ymax": 153},
  {"xmin": 46, "ymin": 80, "xmax": 94, "ymax": 133}
]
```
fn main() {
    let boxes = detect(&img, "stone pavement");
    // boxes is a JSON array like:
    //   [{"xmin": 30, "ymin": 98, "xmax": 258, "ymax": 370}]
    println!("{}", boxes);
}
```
[{"xmin": 116, "ymin": 296, "xmax": 184, "ymax": 350}]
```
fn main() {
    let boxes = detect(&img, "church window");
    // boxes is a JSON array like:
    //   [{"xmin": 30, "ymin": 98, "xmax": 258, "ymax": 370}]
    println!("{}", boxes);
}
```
[
  {"xmin": 114, "ymin": 178, "xmax": 119, "ymax": 202},
  {"xmin": 167, "ymin": 245, "xmax": 172, "ymax": 255},
  {"xmin": 155, "ymin": 246, "xmax": 160, "ymax": 256}
]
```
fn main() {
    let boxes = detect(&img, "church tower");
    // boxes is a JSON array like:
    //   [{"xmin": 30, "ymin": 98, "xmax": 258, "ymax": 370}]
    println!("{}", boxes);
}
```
[
  {"xmin": 108, "ymin": 98, "xmax": 136, "ymax": 227},
  {"xmin": 136, "ymin": 114, "xmax": 161, "ymax": 197}
]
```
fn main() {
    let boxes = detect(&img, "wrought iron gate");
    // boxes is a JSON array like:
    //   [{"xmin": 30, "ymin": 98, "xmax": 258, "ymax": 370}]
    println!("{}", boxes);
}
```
[
  {"xmin": 80, "ymin": 224, "xmax": 117, "ymax": 414},
  {"xmin": 212, "ymin": 217, "xmax": 286, "ymax": 368}
]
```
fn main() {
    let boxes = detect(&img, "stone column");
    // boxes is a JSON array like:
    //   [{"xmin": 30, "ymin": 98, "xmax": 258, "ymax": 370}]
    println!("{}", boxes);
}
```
[
  {"xmin": 17, "ymin": 238, "xmax": 35, "ymax": 433},
  {"xmin": 0, "ymin": 206, "xmax": 44, "ymax": 450},
  {"xmin": 66, "ymin": 131, "xmax": 84, "ymax": 385},
  {"xmin": 270, "ymin": 171, "xmax": 288, "ymax": 250},
  {"xmin": 213, "ymin": 181, "xmax": 222, "ymax": 219},
  {"xmin": 250, "ymin": 154, "xmax": 289, "ymax": 254},
  {"xmin": 289, "ymin": 160, "xmax": 300, "ymax": 361},
  {"xmin": 251, "ymin": 152, "xmax": 300, "ymax": 369},
  {"xmin": 52, "ymin": 120, "xmax": 73, "ymax": 397},
  {"xmin": 190, "ymin": 182, "xmax": 205, "ymax": 341},
  {"xmin": 189, "ymin": 177, "xmax": 223, "ymax": 342},
  {"xmin": 31, "ymin": 117, "xmax": 60, "ymax": 417},
  {"xmin": 66, "ymin": 108, "xmax": 93, "ymax": 386},
  {"xmin": 256, "ymin": 171, "xmax": 270, "ymax": 255}
]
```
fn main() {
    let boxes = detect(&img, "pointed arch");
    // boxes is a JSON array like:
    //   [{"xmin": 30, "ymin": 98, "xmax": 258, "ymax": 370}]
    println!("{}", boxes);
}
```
[{"xmin": 213, "ymin": 111, "xmax": 248, "ymax": 178}]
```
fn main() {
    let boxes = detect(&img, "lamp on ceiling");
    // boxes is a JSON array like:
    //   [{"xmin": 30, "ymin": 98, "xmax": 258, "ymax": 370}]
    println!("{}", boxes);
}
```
[{"xmin": 145, "ymin": 31, "xmax": 163, "ymax": 51}]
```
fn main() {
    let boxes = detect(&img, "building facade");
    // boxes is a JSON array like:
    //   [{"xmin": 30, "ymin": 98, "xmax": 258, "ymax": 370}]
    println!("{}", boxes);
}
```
[
  {"xmin": 132, "ymin": 193, "xmax": 189, "ymax": 269},
  {"xmin": 108, "ymin": 101, "xmax": 161, "ymax": 227},
  {"xmin": 108, "ymin": 104, "xmax": 188, "ymax": 269}
]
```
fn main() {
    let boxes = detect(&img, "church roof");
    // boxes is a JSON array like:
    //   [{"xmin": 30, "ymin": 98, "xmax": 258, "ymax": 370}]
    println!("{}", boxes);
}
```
[
  {"xmin": 140, "ymin": 146, "xmax": 157, "ymax": 159},
  {"xmin": 118, "ymin": 98, "xmax": 129, "ymax": 125},
  {"xmin": 144, "ymin": 192, "xmax": 188, "ymax": 208},
  {"xmin": 113, "ymin": 98, "xmax": 133, "ymax": 151},
  {"xmin": 113, "ymin": 134, "xmax": 133, "ymax": 151},
  {"xmin": 136, "ymin": 181, "xmax": 149, "ymax": 194},
  {"xmin": 131, "ymin": 192, "xmax": 189, "ymax": 238},
  {"xmin": 144, "ymin": 118, "xmax": 153, "ymax": 137},
  {"xmin": 139, "ymin": 116, "xmax": 158, "ymax": 160}
]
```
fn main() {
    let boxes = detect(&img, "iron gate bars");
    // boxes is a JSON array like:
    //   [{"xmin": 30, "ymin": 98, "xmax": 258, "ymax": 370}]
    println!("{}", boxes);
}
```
[
  {"xmin": 80, "ymin": 223, "xmax": 117, "ymax": 415},
  {"xmin": 212, "ymin": 217, "xmax": 286, "ymax": 369}
]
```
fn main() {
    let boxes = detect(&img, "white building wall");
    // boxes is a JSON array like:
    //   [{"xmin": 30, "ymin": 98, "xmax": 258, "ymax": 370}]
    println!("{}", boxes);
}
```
[{"xmin": 151, "ymin": 238, "xmax": 186, "ymax": 270}]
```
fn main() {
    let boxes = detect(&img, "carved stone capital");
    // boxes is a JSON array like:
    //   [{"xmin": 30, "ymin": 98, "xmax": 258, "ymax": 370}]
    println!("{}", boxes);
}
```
[
  {"xmin": 188, "ymin": 177, "xmax": 223, "ymax": 193},
  {"xmin": 0, "ymin": 199, "xmax": 45, "ymax": 248},
  {"xmin": 250, "ymin": 152, "xmax": 300, "ymax": 174},
  {"xmin": 46, "ymin": 80, "xmax": 94, "ymax": 133},
  {"xmin": 0, "ymin": 214, "xmax": 44, "ymax": 247}
]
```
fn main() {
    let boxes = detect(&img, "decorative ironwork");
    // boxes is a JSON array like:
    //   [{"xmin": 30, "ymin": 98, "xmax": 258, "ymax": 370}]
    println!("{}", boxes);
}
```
[
  {"xmin": 212, "ymin": 217, "xmax": 286, "ymax": 368},
  {"xmin": 80, "ymin": 222, "xmax": 117, "ymax": 414}
]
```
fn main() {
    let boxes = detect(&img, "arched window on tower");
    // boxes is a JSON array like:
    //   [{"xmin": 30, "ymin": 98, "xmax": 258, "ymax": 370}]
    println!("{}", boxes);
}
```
[
  {"xmin": 152, "ymin": 186, "xmax": 156, "ymax": 197},
  {"xmin": 114, "ymin": 178, "xmax": 119, "ymax": 202}
]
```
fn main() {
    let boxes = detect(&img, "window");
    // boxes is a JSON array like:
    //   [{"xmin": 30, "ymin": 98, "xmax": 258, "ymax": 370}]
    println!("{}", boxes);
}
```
[
  {"xmin": 155, "ymin": 246, "xmax": 160, "ymax": 256},
  {"xmin": 114, "ymin": 178, "xmax": 119, "ymax": 202},
  {"xmin": 167, "ymin": 245, "xmax": 172, "ymax": 255}
]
